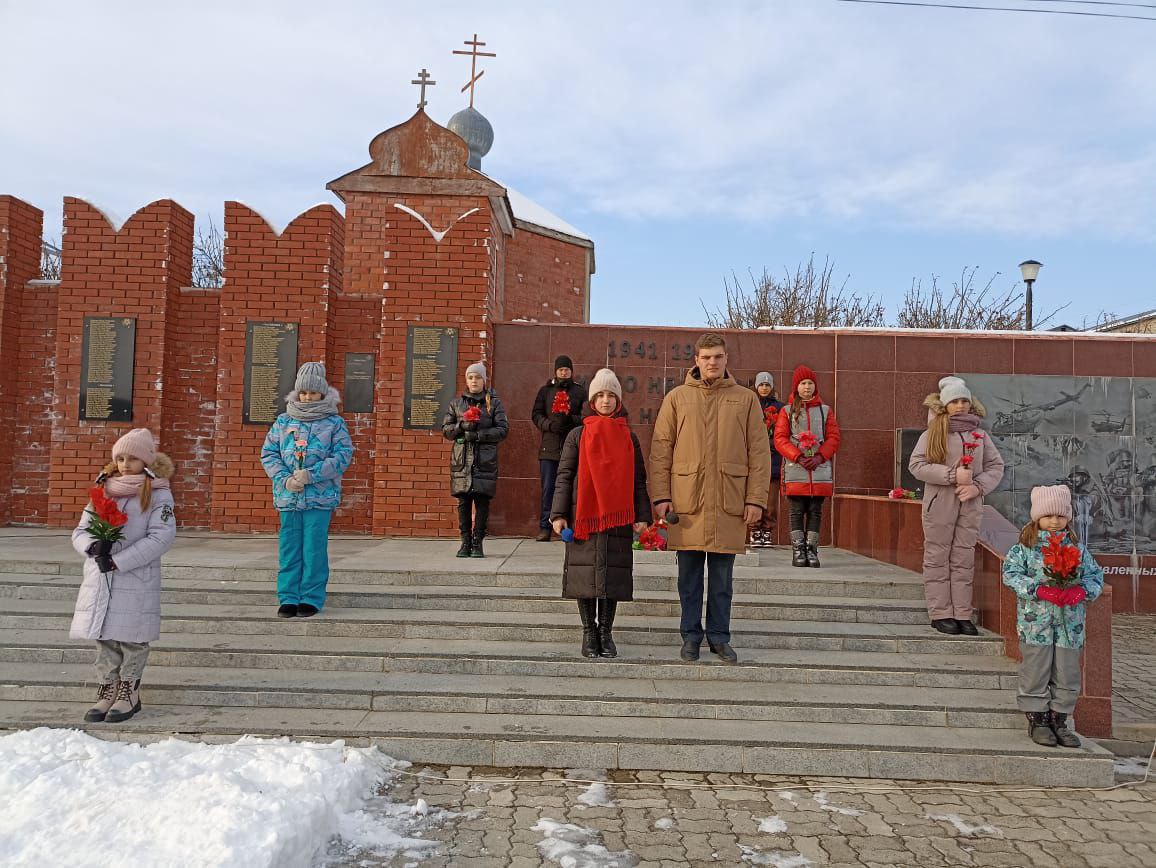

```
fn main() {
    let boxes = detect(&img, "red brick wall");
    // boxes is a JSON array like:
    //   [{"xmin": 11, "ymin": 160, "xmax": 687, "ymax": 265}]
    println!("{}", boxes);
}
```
[
  {"xmin": 47, "ymin": 198, "xmax": 193, "ymax": 528},
  {"xmin": 504, "ymin": 227, "xmax": 589, "ymax": 323},
  {"xmin": 9, "ymin": 280, "xmax": 58, "ymax": 524},
  {"xmin": 340, "ymin": 192, "xmax": 499, "ymax": 537},
  {"xmin": 162, "ymin": 288, "xmax": 220, "ymax": 528},
  {"xmin": 210, "ymin": 202, "xmax": 343, "ymax": 532},
  {"xmin": 0, "ymin": 196, "xmax": 44, "ymax": 523}
]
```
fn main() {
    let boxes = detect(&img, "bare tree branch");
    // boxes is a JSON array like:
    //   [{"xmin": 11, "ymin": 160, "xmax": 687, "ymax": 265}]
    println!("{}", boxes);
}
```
[
  {"xmin": 895, "ymin": 267, "xmax": 1067, "ymax": 331},
  {"xmin": 40, "ymin": 239, "xmax": 62, "ymax": 281},
  {"xmin": 192, "ymin": 217, "xmax": 225, "ymax": 288}
]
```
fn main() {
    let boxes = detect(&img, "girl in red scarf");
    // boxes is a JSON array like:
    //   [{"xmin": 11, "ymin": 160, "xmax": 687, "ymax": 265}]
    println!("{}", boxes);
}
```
[{"xmin": 550, "ymin": 369, "xmax": 652, "ymax": 658}]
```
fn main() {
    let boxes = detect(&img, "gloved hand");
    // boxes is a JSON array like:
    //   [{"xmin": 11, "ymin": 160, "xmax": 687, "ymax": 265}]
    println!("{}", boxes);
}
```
[
  {"xmin": 798, "ymin": 455, "xmax": 822, "ymax": 472},
  {"xmin": 1061, "ymin": 586, "xmax": 1087, "ymax": 606},
  {"xmin": 1035, "ymin": 585, "xmax": 1064, "ymax": 605},
  {"xmin": 95, "ymin": 554, "xmax": 117, "ymax": 574},
  {"xmin": 547, "ymin": 418, "xmax": 565, "ymax": 435},
  {"xmin": 464, "ymin": 421, "xmax": 479, "ymax": 432},
  {"xmin": 86, "ymin": 539, "xmax": 113, "ymax": 558},
  {"xmin": 463, "ymin": 430, "xmax": 479, "ymax": 442},
  {"xmin": 284, "ymin": 476, "xmax": 305, "ymax": 493}
]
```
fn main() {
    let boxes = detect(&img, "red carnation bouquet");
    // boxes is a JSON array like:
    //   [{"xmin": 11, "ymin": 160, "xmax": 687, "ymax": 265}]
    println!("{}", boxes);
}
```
[
  {"xmin": 1039, "ymin": 533, "xmax": 1085, "ymax": 643},
  {"xmin": 763, "ymin": 406, "xmax": 778, "ymax": 430},
  {"xmin": 633, "ymin": 522, "xmax": 668, "ymax": 551},
  {"xmin": 551, "ymin": 390, "xmax": 571, "ymax": 415},
  {"xmin": 86, "ymin": 486, "xmax": 128, "ymax": 545},
  {"xmin": 889, "ymin": 488, "xmax": 918, "ymax": 500},
  {"xmin": 462, "ymin": 406, "xmax": 482, "ymax": 424},
  {"xmin": 797, "ymin": 430, "xmax": 819, "ymax": 457}
]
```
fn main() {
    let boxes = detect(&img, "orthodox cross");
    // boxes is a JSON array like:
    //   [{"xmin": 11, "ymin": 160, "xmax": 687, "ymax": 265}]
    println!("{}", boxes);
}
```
[
  {"xmin": 411, "ymin": 68, "xmax": 436, "ymax": 109},
  {"xmin": 452, "ymin": 33, "xmax": 496, "ymax": 108}
]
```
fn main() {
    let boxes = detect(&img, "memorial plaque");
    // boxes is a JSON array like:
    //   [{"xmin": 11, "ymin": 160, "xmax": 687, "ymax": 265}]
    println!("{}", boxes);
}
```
[
  {"xmin": 79, "ymin": 317, "xmax": 136, "ymax": 421},
  {"xmin": 404, "ymin": 326, "xmax": 458, "ymax": 430},
  {"xmin": 344, "ymin": 353, "xmax": 375, "ymax": 413},
  {"xmin": 243, "ymin": 322, "xmax": 299, "ymax": 425}
]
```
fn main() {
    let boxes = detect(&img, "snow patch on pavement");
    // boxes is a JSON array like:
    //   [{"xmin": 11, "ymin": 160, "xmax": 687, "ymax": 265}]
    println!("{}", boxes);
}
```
[
  {"xmin": 653, "ymin": 817, "xmax": 675, "ymax": 830},
  {"xmin": 814, "ymin": 791, "xmax": 863, "ymax": 816},
  {"xmin": 925, "ymin": 813, "xmax": 1003, "ymax": 838},
  {"xmin": 757, "ymin": 815, "xmax": 788, "ymax": 833},
  {"xmin": 532, "ymin": 818, "xmax": 638, "ymax": 867},
  {"xmin": 0, "ymin": 728, "xmax": 443, "ymax": 868},
  {"xmin": 577, "ymin": 782, "xmax": 616, "ymax": 808},
  {"xmin": 739, "ymin": 845, "xmax": 812, "ymax": 867}
]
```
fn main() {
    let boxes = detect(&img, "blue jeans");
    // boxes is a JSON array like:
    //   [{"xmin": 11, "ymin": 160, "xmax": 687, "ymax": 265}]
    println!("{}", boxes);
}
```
[
  {"xmin": 278, "ymin": 509, "xmax": 333, "ymax": 610},
  {"xmin": 539, "ymin": 459, "xmax": 559, "ymax": 530},
  {"xmin": 676, "ymin": 550, "xmax": 736, "ymax": 646}
]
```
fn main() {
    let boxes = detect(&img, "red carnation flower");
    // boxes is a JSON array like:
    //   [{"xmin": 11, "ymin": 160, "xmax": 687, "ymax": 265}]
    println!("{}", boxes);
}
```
[
  {"xmin": 960, "ymin": 455, "xmax": 974, "ymax": 467},
  {"xmin": 462, "ymin": 406, "xmax": 482, "ymax": 424},
  {"xmin": 551, "ymin": 391, "xmax": 570, "ymax": 415}
]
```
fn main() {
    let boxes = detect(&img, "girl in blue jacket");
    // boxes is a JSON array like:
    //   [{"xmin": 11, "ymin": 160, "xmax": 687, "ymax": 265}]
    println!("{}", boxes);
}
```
[{"xmin": 261, "ymin": 362, "xmax": 354, "ymax": 618}]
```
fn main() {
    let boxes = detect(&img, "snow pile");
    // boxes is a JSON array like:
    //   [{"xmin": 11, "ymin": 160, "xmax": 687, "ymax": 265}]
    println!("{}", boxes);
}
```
[
  {"xmin": 739, "ymin": 845, "xmax": 812, "ymax": 867},
  {"xmin": 757, "ymin": 815, "xmax": 788, "ymax": 833},
  {"xmin": 813, "ymin": 791, "xmax": 863, "ymax": 816},
  {"xmin": 532, "ymin": 818, "xmax": 638, "ymax": 867},
  {"xmin": 577, "ymin": 782, "xmax": 616, "ymax": 808},
  {"xmin": 0, "ymin": 729, "xmax": 437, "ymax": 868},
  {"xmin": 925, "ymin": 813, "xmax": 1003, "ymax": 838}
]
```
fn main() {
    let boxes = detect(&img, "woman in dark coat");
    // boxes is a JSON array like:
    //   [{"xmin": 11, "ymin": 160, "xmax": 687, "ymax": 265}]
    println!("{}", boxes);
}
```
[
  {"xmin": 551, "ymin": 368, "xmax": 652, "ymax": 659},
  {"xmin": 442, "ymin": 361, "xmax": 509, "ymax": 558}
]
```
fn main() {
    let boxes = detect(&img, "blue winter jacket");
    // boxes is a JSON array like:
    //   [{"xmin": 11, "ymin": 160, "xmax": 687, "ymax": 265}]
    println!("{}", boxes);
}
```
[
  {"xmin": 260, "ymin": 413, "xmax": 354, "ymax": 511},
  {"xmin": 1001, "ymin": 530, "xmax": 1104, "ymax": 649}
]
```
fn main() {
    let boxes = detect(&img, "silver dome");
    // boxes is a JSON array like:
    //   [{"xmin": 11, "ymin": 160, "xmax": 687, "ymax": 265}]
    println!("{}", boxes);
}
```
[{"xmin": 447, "ymin": 107, "xmax": 494, "ymax": 170}]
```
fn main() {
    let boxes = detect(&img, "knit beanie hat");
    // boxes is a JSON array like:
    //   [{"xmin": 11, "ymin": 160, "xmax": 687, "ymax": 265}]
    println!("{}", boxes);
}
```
[
  {"xmin": 554, "ymin": 355, "xmax": 574, "ymax": 371},
  {"xmin": 792, "ymin": 365, "xmax": 817, "ymax": 396},
  {"xmin": 1030, "ymin": 485, "xmax": 1073, "ymax": 522},
  {"xmin": 465, "ymin": 361, "xmax": 488, "ymax": 382},
  {"xmin": 588, "ymin": 368, "xmax": 623, "ymax": 402},
  {"xmin": 112, "ymin": 428, "xmax": 157, "ymax": 466},
  {"xmin": 938, "ymin": 376, "xmax": 972, "ymax": 406},
  {"xmin": 294, "ymin": 362, "xmax": 329, "ymax": 394},
  {"xmin": 755, "ymin": 372, "xmax": 774, "ymax": 389}
]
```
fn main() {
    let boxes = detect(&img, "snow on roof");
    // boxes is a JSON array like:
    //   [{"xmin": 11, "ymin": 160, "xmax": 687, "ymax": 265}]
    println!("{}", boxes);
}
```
[{"xmin": 502, "ymin": 185, "xmax": 591, "ymax": 242}]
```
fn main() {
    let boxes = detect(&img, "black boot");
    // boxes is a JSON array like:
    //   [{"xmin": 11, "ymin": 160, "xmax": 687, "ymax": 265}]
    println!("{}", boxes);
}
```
[
  {"xmin": 1050, "ymin": 712, "xmax": 1081, "ymax": 748},
  {"xmin": 1026, "ymin": 711, "xmax": 1058, "ymax": 747},
  {"xmin": 456, "ymin": 498, "xmax": 473, "ymax": 557},
  {"xmin": 470, "ymin": 532, "xmax": 485, "ymax": 558},
  {"xmin": 597, "ymin": 598, "xmax": 618, "ymax": 658},
  {"xmin": 806, "ymin": 532, "xmax": 821, "ymax": 568},
  {"xmin": 578, "ymin": 599, "xmax": 601, "ymax": 658},
  {"xmin": 470, "ymin": 500, "xmax": 488, "ymax": 558}
]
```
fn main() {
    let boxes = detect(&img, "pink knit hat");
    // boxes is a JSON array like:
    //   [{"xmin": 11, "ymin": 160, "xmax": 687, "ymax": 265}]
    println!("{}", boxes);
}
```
[
  {"xmin": 111, "ymin": 428, "xmax": 157, "ymax": 466},
  {"xmin": 1030, "ymin": 485, "xmax": 1072, "ymax": 522}
]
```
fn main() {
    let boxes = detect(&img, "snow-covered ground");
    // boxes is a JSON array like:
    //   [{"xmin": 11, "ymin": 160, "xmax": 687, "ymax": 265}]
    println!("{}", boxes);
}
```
[{"xmin": 0, "ymin": 729, "xmax": 449, "ymax": 868}]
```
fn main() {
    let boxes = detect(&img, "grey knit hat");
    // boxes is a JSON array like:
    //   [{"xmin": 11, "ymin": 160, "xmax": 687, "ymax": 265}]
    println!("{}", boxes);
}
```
[
  {"xmin": 938, "ymin": 376, "xmax": 972, "ymax": 406},
  {"xmin": 294, "ymin": 362, "xmax": 329, "ymax": 393},
  {"xmin": 588, "ymin": 368, "xmax": 622, "ymax": 401},
  {"xmin": 465, "ymin": 361, "xmax": 488, "ymax": 382},
  {"xmin": 755, "ymin": 372, "xmax": 774, "ymax": 389}
]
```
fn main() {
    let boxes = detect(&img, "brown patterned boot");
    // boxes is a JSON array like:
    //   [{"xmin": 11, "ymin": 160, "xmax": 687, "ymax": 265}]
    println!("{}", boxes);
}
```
[{"xmin": 84, "ymin": 682, "xmax": 117, "ymax": 723}]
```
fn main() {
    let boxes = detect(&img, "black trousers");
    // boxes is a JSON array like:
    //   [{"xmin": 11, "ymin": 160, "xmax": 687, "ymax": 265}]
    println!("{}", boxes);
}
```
[
  {"xmin": 787, "ymin": 495, "xmax": 824, "ymax": 536},
  {"xmin": 456, "ymin": 494, "xmax": 491, "ymax": 536}
]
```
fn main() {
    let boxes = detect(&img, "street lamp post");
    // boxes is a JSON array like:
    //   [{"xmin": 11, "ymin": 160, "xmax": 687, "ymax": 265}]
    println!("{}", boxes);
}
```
[{"xmin": 1019, "ymin": 260, "xmax": 1043, "ymax": 330}]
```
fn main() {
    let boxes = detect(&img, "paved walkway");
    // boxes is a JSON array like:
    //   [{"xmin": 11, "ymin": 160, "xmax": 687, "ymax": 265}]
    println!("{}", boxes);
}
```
[
  {"xmin": 327, "ymin": 764, "xmax": 1156, "ymax": 867},
  {"xmin": 1113, "ymin": 614, "xmax": 1156, "ymax": 743}
]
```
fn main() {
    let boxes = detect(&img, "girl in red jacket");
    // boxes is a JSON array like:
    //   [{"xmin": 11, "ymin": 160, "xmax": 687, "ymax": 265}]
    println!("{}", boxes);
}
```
[{"xmin": 774, "ymin": 365, "xmax": 841, "ymax": 568}]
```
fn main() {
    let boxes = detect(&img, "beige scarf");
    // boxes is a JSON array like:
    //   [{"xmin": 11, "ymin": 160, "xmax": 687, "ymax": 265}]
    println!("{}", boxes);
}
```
[{"xmin": 105, "ymin": 473, "xmax": 170, "ymax": 498}]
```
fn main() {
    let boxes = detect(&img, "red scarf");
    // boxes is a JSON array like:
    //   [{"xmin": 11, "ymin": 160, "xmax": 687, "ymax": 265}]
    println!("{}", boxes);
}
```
[{"xmin": 573, "ymin": 412, "xmax": 635, "ymax": 541}]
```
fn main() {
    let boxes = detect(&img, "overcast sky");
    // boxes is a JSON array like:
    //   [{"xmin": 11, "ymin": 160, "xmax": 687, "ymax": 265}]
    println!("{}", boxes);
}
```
[{"xmin": 2, "ymin": 0, "xmax": 1153, "ymax": 328}]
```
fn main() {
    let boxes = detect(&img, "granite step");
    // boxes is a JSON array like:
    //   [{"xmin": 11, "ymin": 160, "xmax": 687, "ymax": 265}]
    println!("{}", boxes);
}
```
[
  {"xmin": 0, "ymin": 699, "xmax": 1114, "ymax": 786},
  {"xmin": 0, "ymin": 576, "xmax": 934, "ymax": 624},
  {"xmin": 0, "ymin": 599, "xmax": 1002, "ymax": 655},
  {"xmin": 0, "ymin": 629, "xmax": 1018, "ymax": 689},
  {"xmin": 0, "ymin": 663, "xmax": 1024, "ymax": 729}
]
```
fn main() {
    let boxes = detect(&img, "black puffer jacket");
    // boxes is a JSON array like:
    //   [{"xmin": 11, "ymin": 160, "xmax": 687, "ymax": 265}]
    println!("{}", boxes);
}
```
[
  {"xmin": 550, "ymin": 416, "xmax": 652, "ymax": 601},
  {"xmin": 759, "ymin": 393, "xmax": 786, "ymax": 481},
  {"xmin": 531, "ymin": 379, "xmax": 588, "ymax": 462},
  {"xmin": 441, "ymin": 390, "xmax": 509, "ymax": 497}
]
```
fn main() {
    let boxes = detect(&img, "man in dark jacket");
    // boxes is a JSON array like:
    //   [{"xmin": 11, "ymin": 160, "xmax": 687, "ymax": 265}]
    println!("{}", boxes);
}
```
[{"xmin": 531, "ymin": 355, "xmax": 587, "ymax": 541}]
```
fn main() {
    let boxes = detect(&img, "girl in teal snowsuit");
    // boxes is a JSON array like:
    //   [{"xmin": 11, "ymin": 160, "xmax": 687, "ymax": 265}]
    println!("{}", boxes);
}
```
[
  {"xmin": 1002, "ymin": 485, "xmax": 1103, "ymax": 749},
  {"xmin": 261, "ymin": 362, "xmax": 353, "ymax": 618}
]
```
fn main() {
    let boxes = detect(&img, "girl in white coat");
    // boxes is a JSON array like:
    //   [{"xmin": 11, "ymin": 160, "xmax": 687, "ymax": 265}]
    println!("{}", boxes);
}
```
[{"xmin": 71, "ymin": 429, "xmax": 177, "ymax": 723}]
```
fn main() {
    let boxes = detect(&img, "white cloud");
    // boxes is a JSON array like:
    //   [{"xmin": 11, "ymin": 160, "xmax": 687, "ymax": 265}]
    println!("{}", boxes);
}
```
[{"xmin": 1, "ymin": 1, "xmax": 1153, "ymax": 242}]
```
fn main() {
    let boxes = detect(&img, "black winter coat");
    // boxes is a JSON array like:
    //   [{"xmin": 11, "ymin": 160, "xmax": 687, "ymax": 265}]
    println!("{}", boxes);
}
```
[
  {"xmin": 759, "ymin": 394, "xmax": 786, "ymax": 481},
  {"xmin": 442, "ymin": 391, "xmax": 510, "ymax": 497},
  {"xmin": 550, "ymin": 420, "xmax": 652, "ymax": 601},
  {"xmin": 531, "ymin": 379, "xmax": 588, "ymax": 462}
]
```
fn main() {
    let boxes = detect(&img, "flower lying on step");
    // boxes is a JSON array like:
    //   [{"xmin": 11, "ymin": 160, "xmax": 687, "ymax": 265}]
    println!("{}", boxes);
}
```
[{"xmin": 888, "ymin": 488, "xmax": 918, "ymax": 500}]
